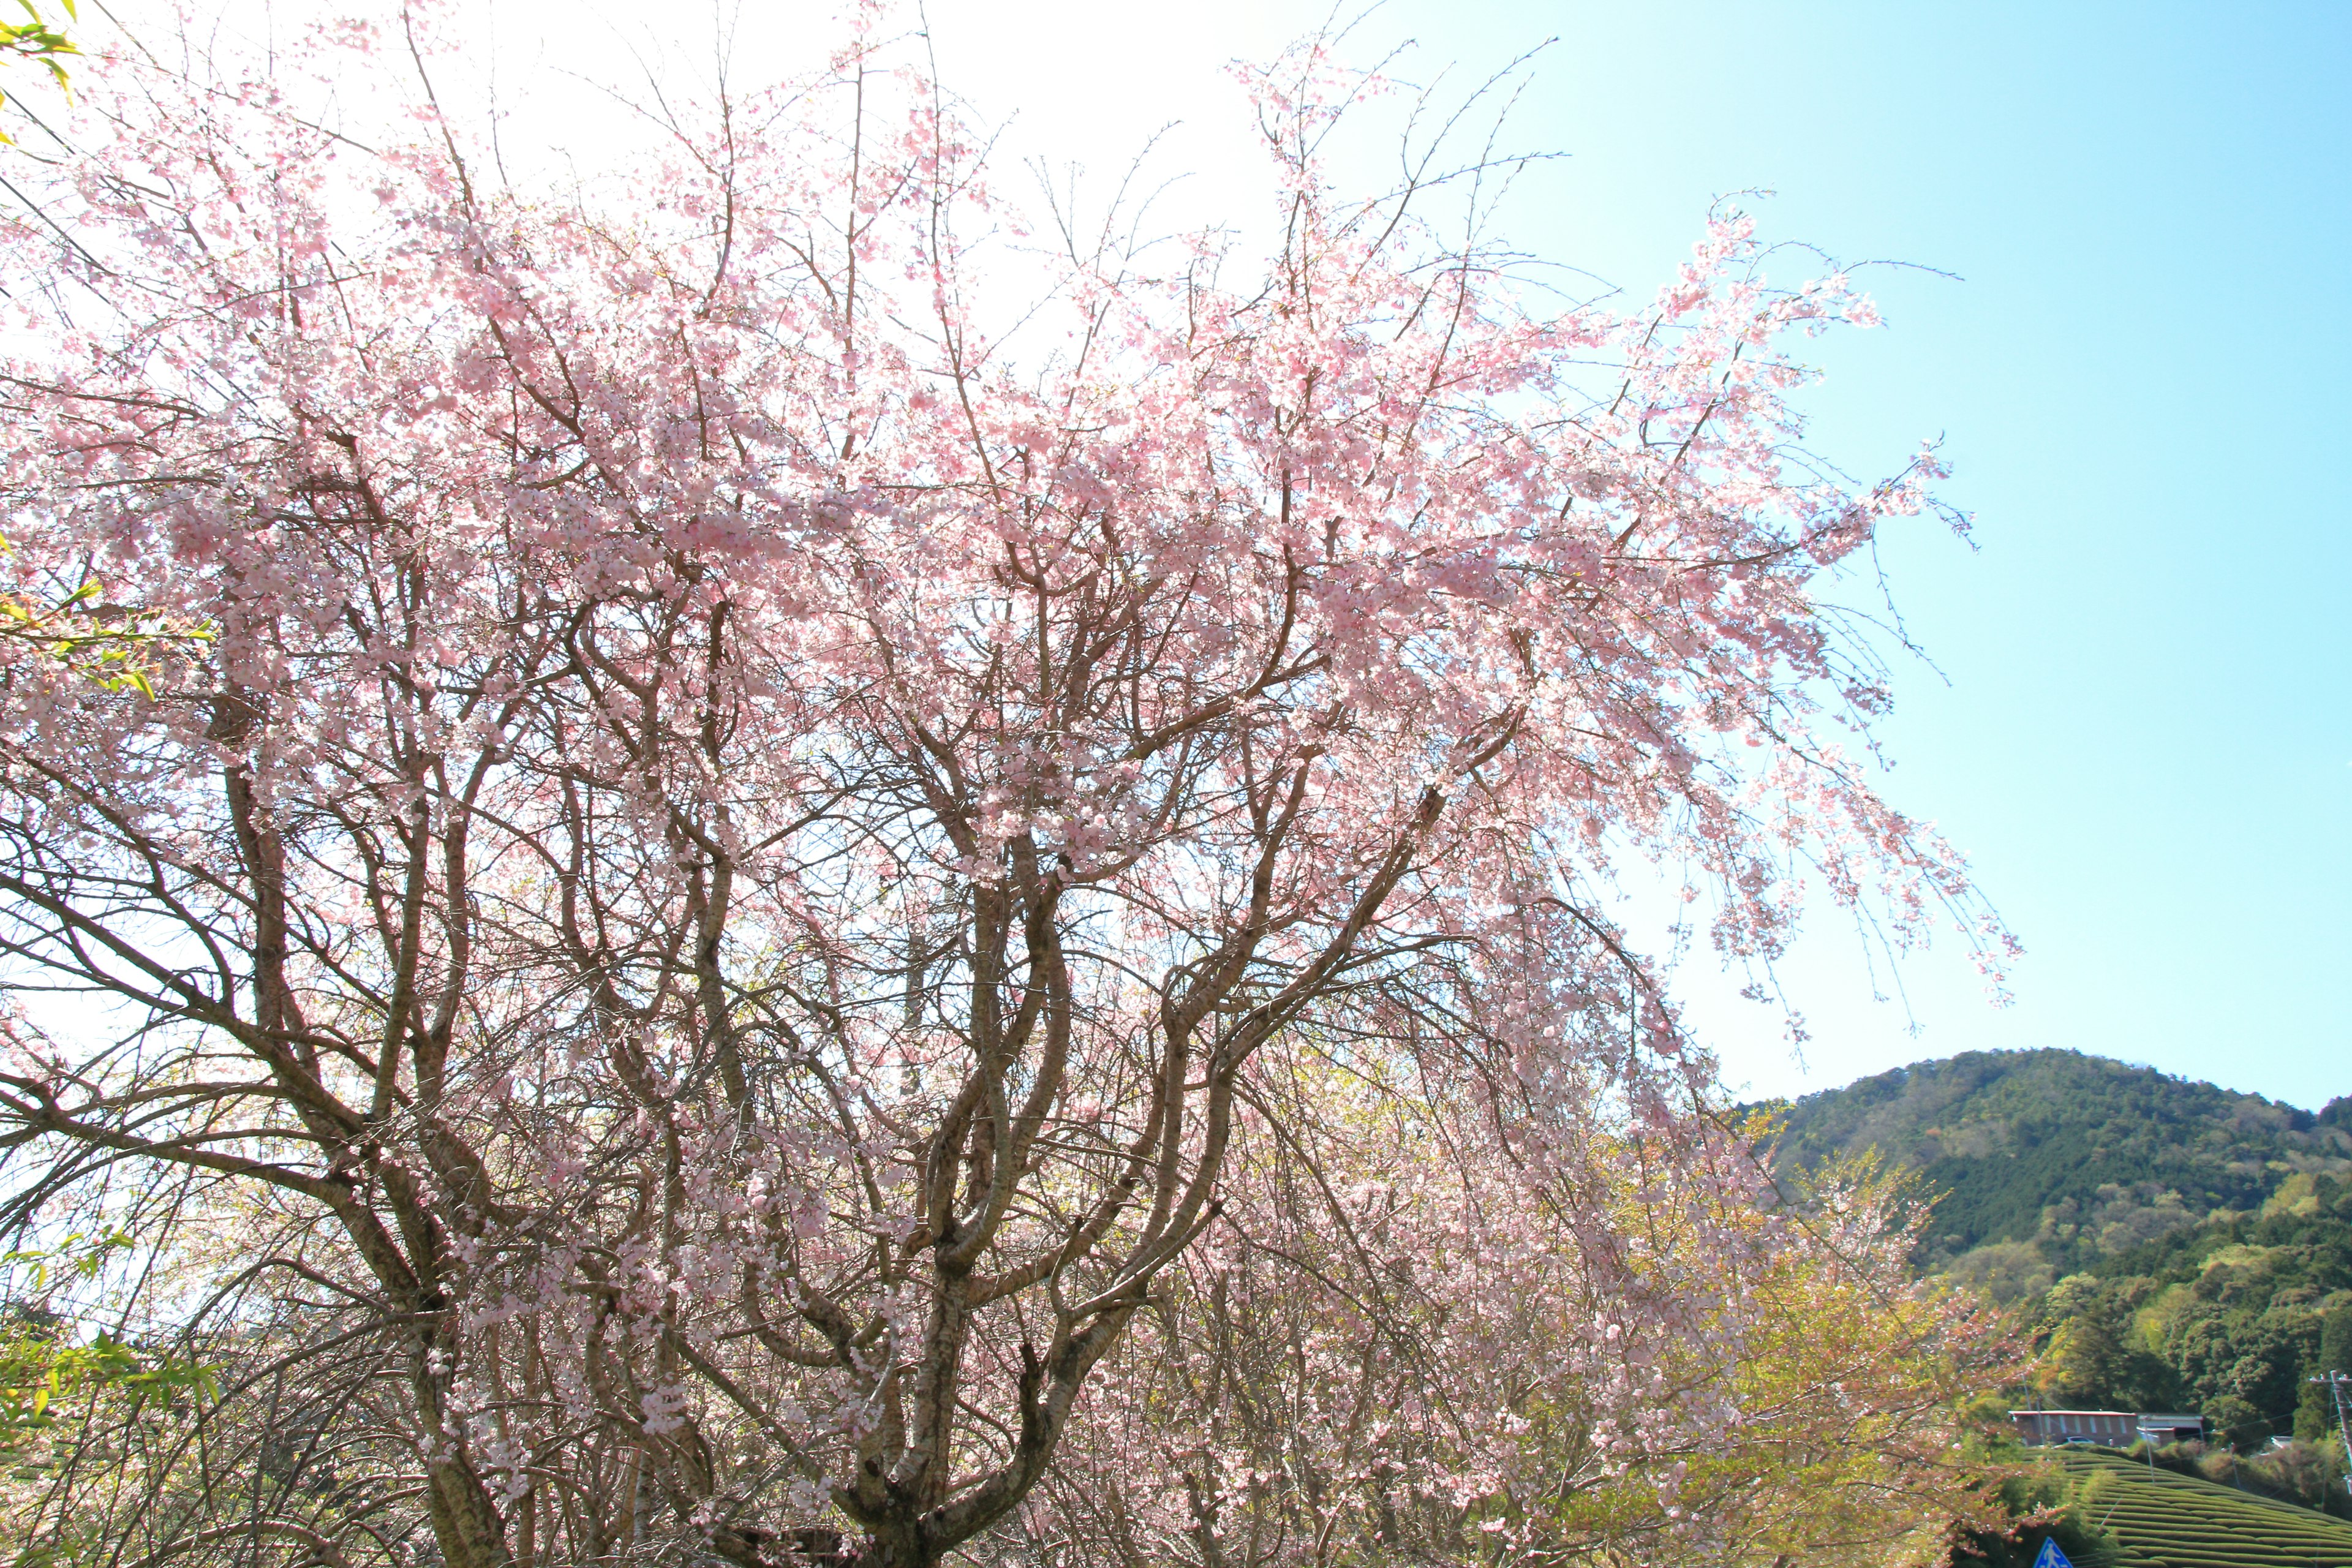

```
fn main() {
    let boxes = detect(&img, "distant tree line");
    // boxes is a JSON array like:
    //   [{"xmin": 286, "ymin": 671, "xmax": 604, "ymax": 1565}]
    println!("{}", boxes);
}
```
[
  {"xmin": 2016, "ymin": 1172, "xmax": 2352, "ymax": 1513},
  {"xmin": 1765, "ymin": 1050, "xmax": 2352, "ymax": 1274}
]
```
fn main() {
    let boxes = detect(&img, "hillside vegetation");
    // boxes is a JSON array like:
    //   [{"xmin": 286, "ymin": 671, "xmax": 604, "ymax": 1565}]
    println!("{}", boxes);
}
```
[
  {"xmin": 1765, "ymin": 1049, "xmax": 2352, "ymax": 1504},
  {"xmin": 2034, "ymin": 1176, "xmax": 2352, "ymax": 1475},
  {"xmin": 2044, "ymin": 1448, "xmax": 2352, "ymax": 1568},
  {"xmin": 1761, "ymin": 1048, "xmax": 2352, "ymax": 1280}
]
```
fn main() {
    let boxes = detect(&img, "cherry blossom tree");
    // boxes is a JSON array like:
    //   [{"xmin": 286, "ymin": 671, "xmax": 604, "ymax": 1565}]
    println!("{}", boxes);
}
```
[
  {"xmin": 0, "ymin": 8, "xmax": 2003, "ymax": 1566},
  {"xmin": 1026, "ymin": 1061, "xmax": 2008, "ymax": 1567}
]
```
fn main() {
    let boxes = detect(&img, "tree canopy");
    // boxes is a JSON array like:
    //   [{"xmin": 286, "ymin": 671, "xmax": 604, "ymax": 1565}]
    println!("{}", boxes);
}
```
[
  {"xmin": 1761, "ymin": 1049, "xmax": 2352, "ymax": 1272},
  {"xmin": 0, "ymin": 8, "xmax": 2002, "ymax": 1566}
]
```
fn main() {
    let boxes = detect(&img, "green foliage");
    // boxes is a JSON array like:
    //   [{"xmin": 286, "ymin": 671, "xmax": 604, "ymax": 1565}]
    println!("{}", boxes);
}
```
[
  {"xmin": 0, "ymin": 0, "xmax": 77, "ymax": 140},
  {"xmin": 1948, "ymin": 1459, "xmax": 2124, "ymax": 1567},
  {"xmin": 0, "ymin": 1330, "xmax": 212, "ymax": 1442},
  {"xmin": 2299, "ymin": 1381, "xmax": 2335, "ymax": 1445},
  {"xmin": 2005, "ymin": 1177, "xmax": 2352, "ymax": 1467},
  {"xmin": 2030, "ymin": 1449, "xmax": 2352, "ymax": 1566},
  {"xmin": 2031, "ymin": 1274, "xmax": 2184, "ymax": 1412},
  {"xmin": 2325, "ymin": 1303, "xmax": 2352, "ymax": 1373},
  {"xmin": 0, "ymin": 556, "xmax": 214, "ymax": 699},
  {"xmin": 2209, "ymin": 1440, "xmax": 2352, "ymax": 1515},
  {"xmin": 1760, "ymin": 1049, "xmax": 2352, "ymax": 1272},
  {"xmin": 2203, "ymin": 1394, "xmax": 2272, "ymax": 1454},
  {"xmin": 0, "ymin": 1233, "xmax": 213, "ymax": 1454},
  {"xmin": 1776, "ymin": 1051, "xmax": 2352, "ymax": 1549}
]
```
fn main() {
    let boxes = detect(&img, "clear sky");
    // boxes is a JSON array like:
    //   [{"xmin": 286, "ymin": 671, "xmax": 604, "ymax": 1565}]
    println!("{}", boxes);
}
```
[
  {"xmin": 123, "ymin": 0, "xmax": 2352, "ymax": 1109},
  {"xmin": 884, "ymin": 0, "xmax": 2352, "ymax": 1112}
]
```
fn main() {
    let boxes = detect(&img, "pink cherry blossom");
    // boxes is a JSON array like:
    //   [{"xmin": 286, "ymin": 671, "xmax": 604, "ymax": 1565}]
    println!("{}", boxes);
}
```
[{"xmin": 0, "ymin": 9, "xmax": 2007, "ymax": 1567}]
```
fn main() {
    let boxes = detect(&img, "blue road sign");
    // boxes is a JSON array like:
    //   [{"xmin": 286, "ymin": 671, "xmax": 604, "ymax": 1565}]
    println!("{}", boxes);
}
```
[{"xmin": 2032, "ymin": 1539, "xmax": 2075, "ymax": 1568}]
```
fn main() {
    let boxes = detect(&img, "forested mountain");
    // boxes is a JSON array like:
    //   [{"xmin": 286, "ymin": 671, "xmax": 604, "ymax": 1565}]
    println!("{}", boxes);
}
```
[
  {"xmin": 2049, "ymin": 1183, "xmax": 2352, "ymax": 1425},
  {"xmin": 1759, "ymin": 1048, "xmax": 2352, "ymax": 1278},
  {"xmin": 1763, "ymin": 1049, "xmax": 2352, "ymax": 1498}
]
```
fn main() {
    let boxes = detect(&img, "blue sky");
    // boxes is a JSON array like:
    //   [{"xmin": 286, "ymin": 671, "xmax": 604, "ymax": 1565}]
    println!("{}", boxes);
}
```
[
  {"xmin": 277, "ymin": 0, "xmax": 2352, "ymax": 1108},
  {"xmin": 1437, "ymin": 1, "xmax": 2352, "ymax": 1112},
  {"xmin": 879, "ymin": 0, "xmax": 2350, "ymax": 1109}
]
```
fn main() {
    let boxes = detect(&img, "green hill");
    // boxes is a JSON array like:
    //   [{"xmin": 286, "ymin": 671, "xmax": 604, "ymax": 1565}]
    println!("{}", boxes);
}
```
[
  {"xmin": 1758, "ymin": 1049, "xmax": 2352, "ymax": 1276},
  {"xmin": 2028, "ymin": 1179, "xmax": 2352, "ymax": 1457},
  {"xmin": 2048, "ymin": 1448, "xmax": 2352, "ymax": 1567},
  {"xmin": 1766, "ymin": 1049, "xmax": 2352, "ymax": 1483}
]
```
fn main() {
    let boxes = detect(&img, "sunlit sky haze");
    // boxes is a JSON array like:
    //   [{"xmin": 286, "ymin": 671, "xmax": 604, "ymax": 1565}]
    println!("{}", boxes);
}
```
[{"xmin": 107, "ymin": 0, "xmax": 2352, "ymax": 1109}]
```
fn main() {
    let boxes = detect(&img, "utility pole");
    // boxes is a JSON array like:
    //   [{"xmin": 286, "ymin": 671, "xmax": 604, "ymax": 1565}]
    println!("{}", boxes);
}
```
[{"xmin": 2311, "ymin": 1370, "xmax": 2352, "ymax": 1504}]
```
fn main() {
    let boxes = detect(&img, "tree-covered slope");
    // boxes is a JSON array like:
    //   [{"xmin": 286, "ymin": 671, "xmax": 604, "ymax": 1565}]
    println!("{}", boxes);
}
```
[
  {"xmin": 1770, "ymin": 1052, "xmax": 2352, "ymax": 1504},
  {"xmin": 1758, "ymin": 1049, "xmax": 2352, "ymax": 1273},
  {"xmin": 2021, "ymin": 1175, "xmax": 2352, "ymax": 1454}
]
